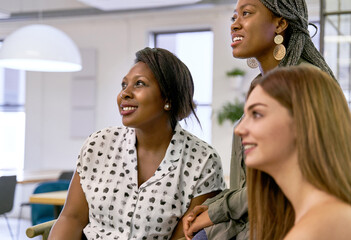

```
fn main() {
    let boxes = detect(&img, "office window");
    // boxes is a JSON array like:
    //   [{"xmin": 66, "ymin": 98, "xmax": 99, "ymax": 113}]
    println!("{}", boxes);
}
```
[
  {"xmin": 321, "ymin": 0, "xmax": 351, "ymax": 105},
  {"xmin": 152, "ymin": 30, "xmax": 213, "ymax": 143},
  {"xmin": 0, "ymin": 42, "xmax": 26, "ymax": 170}
]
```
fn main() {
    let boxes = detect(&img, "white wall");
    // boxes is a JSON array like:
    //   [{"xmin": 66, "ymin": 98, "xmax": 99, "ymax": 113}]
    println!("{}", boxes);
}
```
[
  {"xmin": 0, "ymin": 4, "xmax": 259, "ymax": 181},
  {"xmin": 0, "ymin": 2, "xmax": 322, "ymax": 220}
]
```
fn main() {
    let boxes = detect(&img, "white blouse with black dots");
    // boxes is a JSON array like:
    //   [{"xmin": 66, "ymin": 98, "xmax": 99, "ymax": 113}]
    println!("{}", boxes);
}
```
[{"xmin": 76, "ymin": 123, "xmax": 226, "ymax": 240}]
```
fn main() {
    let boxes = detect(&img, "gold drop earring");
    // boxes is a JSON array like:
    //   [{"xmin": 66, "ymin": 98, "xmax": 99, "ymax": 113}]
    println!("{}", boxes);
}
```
[
  {"xmin": 247, "ymin": 57, "xmax": 258, "ymax": 69},
  {"xmin": 273, "ymin": 34, "xmax": 286, "ymax": 61}
]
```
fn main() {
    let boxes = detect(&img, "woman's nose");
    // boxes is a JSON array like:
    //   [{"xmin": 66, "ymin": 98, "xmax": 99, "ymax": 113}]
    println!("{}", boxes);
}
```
[
  {"xmin": 234, "ymin": 118, "xmax": 246, "ymax": 137},
  {"xmin": 231, "ymin": 18, "xmax": 241, "ymax": 32},
  {"xmin": 120, "ymin": 88, "xmax": 132, "ymax": 99}
]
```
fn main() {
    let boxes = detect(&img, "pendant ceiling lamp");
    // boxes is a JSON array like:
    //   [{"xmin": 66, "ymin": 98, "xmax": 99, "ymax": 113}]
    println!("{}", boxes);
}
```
[{"xmin": 0, "ymin": 24, "xmax": 82, "ymax": 72}]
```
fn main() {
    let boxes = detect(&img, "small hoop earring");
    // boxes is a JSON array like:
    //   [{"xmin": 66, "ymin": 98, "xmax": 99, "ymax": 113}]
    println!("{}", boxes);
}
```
[
  {"xmin": 273, "ymin": 34, "xmax": 286, "ymax": 61},
  {"xmin": 164, "ymin": 103, "xmax": 170, "ymax": 110},
  {"xmin": 247, "ymin": 57, "xmax": 258, "ymax": 69}
]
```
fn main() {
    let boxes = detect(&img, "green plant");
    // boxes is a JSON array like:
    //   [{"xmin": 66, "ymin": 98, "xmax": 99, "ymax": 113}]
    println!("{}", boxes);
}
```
[
  {"xmin": 217, "ymin": 99, "xmax": 244, "ymax": 125},
  {"xmin": 226, "ymin": 68, "xmax": 246, "ymax": 77}
]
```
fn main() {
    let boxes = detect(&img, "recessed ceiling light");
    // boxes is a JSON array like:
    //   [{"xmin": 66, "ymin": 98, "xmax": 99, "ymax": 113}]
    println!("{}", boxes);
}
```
[{"xmin": 77, "ymin": 0, "xmax": 202, "ymax": 11}]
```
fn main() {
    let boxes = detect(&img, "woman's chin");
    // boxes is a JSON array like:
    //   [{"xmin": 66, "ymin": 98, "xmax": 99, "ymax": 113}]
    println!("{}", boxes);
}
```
[
  {"xmin": 244, "ymin": 157, "xmax": 256, "ymax": 168},
  {"xmin": 122, "ymin": 119, "xmax": 132, "ymax": 127},
  {"xmin": 245, "ymin": 157, "xmax": 265, "ymax": 170},
  {"xmin": 232, "ymin": 51, "xmax": 248, "ymax": 59}
]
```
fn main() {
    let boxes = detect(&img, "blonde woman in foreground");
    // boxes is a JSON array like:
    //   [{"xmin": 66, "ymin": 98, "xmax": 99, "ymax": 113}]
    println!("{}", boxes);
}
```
[{"xmin": 235, "ymin": 65, "xmax": 351, "ymax": 240}]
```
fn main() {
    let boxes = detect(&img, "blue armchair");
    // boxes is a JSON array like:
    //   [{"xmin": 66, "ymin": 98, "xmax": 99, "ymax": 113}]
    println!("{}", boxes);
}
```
[{"xmin": 31, "ymin": 180, "xmax": 70, "ymax": 225}]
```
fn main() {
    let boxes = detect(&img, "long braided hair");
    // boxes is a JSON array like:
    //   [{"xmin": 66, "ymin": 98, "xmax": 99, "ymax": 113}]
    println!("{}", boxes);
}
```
[{"xmin": 259, "ymin": 0, "xmax": 335, "ymax": 79}]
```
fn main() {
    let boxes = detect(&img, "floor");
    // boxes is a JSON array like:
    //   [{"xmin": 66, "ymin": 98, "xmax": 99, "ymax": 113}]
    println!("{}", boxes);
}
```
[{"xmin": 0, "ymin": 217, "xmax": 40, "ymax": 240}]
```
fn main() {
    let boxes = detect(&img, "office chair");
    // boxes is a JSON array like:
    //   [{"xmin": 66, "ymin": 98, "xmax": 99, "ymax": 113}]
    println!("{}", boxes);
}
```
[
  {"xmin": 17, "ymin": 170, "xmax": 73, "ymax": 223},
  {"xmin": 26, "ymin": 219, "xmax": 56, "ymax": 240},
  {"xmin": 16, "ymin": 170, "xmax": 73, "ymax": 238},
  {"xmin": 58, "ymin": 170, "xmax": 74, "ymax": 181},
  {"xmin": 26, "ymin": 219, "xmax": 185, "ymax": 240},
  {"xmin": 30, "ymin": 180, "xmax": 70, "ymax": 225},
  {"xmin": 0, "ymin": 175, "xmax": 17, "ymax": 240},
  {"xmin": 26, "ymin": 219, "xmax": 89, "ymax": 240},
  {"xmin": 17, "ymin": 179, "xmax": 70, "ymax": 240}
]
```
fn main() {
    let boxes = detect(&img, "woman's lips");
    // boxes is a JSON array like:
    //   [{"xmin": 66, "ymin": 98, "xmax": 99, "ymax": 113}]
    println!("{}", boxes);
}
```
[
  {"xmin": 243, "ymin": 143, "xmax": 256, "ymax": 155},
  {"xmin": 231, "ymin": 36, "xmax": 243, "ymax": 47},
  {"xmin": 120, "ymin": 106, "xmax": 137, "ymax": 115}
]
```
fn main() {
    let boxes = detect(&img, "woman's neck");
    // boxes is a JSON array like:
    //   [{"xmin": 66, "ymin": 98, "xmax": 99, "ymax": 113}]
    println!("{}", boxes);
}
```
[
  {"xmin": 135, "ymin": 121, "xmax": 173, "ymax": 152},
  {"xmin": 134, "ymin": 121, "xmax": 174, "ymax": 187},
  {"xmin": 257, "ymin": 53, "xmax": 281, "ymax": 75},
  {"xmin": 273, "ymin": 164, "xmax": 336, "ymax": 224}
]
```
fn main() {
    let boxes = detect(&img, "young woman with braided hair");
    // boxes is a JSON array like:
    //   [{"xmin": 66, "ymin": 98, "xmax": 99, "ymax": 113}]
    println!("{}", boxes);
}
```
[{"xmin": 183, "ymin": 0, "xmax": 335, "ymax": 239}]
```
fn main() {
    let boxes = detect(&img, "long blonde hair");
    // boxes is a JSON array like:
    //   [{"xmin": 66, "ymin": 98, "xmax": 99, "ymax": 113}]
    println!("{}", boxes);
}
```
[{"xmin": 247, "ymin": 65, "xmax": 351, "ymax": 240}]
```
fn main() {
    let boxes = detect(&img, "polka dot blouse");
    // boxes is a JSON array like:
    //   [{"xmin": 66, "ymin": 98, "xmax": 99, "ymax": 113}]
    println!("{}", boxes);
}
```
[{"xmin": 76, "ymin": 123, "xmax": 226, "ymax": 239}]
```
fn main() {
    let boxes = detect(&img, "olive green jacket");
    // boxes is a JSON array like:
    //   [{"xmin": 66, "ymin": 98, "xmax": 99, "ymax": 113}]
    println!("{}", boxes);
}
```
[{"xmin": 203, "ymin": 120, "xmax": 249, "ymax": 240}]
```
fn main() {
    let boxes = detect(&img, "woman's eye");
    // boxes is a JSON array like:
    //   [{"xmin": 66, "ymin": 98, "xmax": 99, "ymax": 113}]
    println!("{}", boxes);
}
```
[
  {"xmin": 243, "ymin": 11, "xmax": 250, "ymax": 16},
  {"xmin": 252, "ymin": 111, "xmax": 262, "ymax": 119},
  {"xmin": 121, "ymin": 82, "xmax": 127, "ymax": 89},
  {"xmin": 231, "ymin": 14, "xmax": 237, "ymax": 22},
  {"xmin": 135, "ymin": 80, "xmax": 145, "ymax": 87}
]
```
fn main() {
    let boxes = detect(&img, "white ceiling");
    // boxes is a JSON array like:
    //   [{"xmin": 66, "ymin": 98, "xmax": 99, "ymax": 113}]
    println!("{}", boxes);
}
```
[
  {"xmin": 0, "ymin": 0, "xmax": 321, "ymax": 21},
  {"xmin": 0, "ymin": 0, "xmax": 206, "ymax": 13},
  {"xmin": 77, "ymin": 0, "xmax": 202, "ymax": 11},
  {"xmin": 0, "ymin": 0, "xmax": 89, "ymax": 13}
]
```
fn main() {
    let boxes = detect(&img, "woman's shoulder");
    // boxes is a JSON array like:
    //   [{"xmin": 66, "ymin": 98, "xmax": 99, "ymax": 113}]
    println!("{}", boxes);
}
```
[
  {"xmin": 175, "ymin": 124, "xmax": 203, "ymax": 143},
  {"xmin": 285, "ymin": 200, "xmax": 351, "ymax": 240},
  {"xmin": 79, "ymin": 126, "xmax": 135, "ymax": 151},
  {"xmin": 85, "ymin": 126, "xmax": 132, "ymax": 140},
  {"xmin": 176, "ymin": 125, "xmax": 220, "ymax": 157}
]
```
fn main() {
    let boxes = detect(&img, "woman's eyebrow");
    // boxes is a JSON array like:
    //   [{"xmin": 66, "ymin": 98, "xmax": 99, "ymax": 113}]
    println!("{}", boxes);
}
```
[
  {"xmin": 234, "ymin": 3, "xmax": 256, "ymax": 13},
  {"xmin": 246, "ymin": 102, "xmax": 267, "ymax": 111}
]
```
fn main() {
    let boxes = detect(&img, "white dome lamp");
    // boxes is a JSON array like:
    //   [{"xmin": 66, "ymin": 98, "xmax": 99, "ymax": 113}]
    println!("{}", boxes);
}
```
[{"xmin": 0, "ymin": 24, "xmax": 82, "ymax": 72}]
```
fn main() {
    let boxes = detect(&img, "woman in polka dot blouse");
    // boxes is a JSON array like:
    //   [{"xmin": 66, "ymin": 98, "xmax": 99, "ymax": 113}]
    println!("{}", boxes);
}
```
[{"xmin": 48, "ymin": 47, "xmax": 226, "ymax": 240}]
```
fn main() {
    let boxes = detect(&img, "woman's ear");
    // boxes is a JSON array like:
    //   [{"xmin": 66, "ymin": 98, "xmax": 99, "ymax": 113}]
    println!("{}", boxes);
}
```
[{"xmin": 276, "ymin": 17, "xmax": 289, "ymax": 34}]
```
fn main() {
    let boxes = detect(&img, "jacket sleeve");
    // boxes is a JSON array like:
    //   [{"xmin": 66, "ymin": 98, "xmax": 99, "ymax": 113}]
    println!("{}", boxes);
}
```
[
  {"xmin": 207, "ymin": 187, "xmax": 247, "ymax": 224},
  {"xmin": 205, "ymin": 120, "xmax": 248, "ymax": 224}
]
